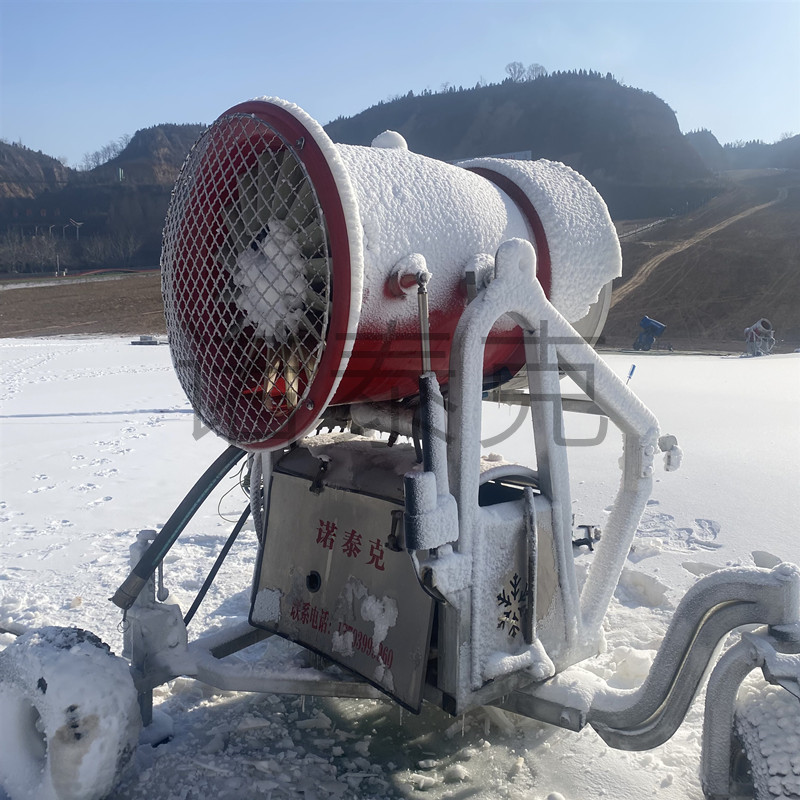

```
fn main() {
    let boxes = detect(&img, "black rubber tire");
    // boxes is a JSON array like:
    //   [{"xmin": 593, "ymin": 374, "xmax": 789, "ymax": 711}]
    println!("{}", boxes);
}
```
[
  {"xmin": 734, "ymin": 675, "xmax": 800, "ymax": 799},
  {"xmin": 0, "ymin": 626, "xmax": 141, "ymax": 800}
]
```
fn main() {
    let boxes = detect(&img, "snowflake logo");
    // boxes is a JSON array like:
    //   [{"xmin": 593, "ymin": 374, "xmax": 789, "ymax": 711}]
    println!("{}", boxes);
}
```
[{"xmin": 497, "ymin": 572, "xmax": 526, "ymax": 639}]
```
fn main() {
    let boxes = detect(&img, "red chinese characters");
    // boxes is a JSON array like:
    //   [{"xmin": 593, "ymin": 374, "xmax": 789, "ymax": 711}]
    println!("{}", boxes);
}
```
[
  {"xmin": 316, "ymin": 519, "xmax": 337, "ymax": 549},
  {"xmin": 367, "ymin": 538, "xmax": 385, "ymax": 571},
  {"xmin": 341, "ymin": 529, "xmax": 362, "ymax": 558},
  {"xmin": 315, "ymin": 520, "xmax": 386, "ymax": 571},
  {"xmin": 290, "ymin": 599, "xmax": 330, "ymax": 634}
]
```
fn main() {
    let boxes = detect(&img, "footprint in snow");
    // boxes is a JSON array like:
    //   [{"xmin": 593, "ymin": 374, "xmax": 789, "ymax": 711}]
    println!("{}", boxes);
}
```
[
  {"xmin": 38, "ymin": 542, "xmax": 67, "ymax": 559},
  {"xmin": 637, "ymin": 510, "xmax": 677, "ymax": 535},
  {"xmin": 687, "ymin": 518, "xmax": 722, "ymax": 550},
  {"xmin": 26, "ymin": 485, "xmax": 55, "ymax": 494},
  {"xmin": 121, "ymin": 426, "xmax": 147, "ymax": 440},
  {"xmin": 76, "ymin": 483, "xmax": 99, "ymax": 493},
  {"xmin": 633, "ymin": 505, "xmax": 723, "ymax": 553},
  {"xmin": 87, "ymin": 496, "xmax": 113, "ymax": 508},
  {"xmin": 94, "ymin": 468, "xmax": 118, "ymax": 477}
]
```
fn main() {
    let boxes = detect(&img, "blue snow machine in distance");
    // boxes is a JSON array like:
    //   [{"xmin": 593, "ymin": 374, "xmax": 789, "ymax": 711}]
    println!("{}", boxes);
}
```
[{"xmin": 634, "ymin": 315, "xmax": 666, "ymax": 351}]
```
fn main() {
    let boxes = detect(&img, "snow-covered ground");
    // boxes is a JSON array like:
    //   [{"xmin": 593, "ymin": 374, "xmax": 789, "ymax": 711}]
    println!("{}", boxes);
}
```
[{"xmin": 1, "ymin": 336, "xmax": 798, "ymax": 800}]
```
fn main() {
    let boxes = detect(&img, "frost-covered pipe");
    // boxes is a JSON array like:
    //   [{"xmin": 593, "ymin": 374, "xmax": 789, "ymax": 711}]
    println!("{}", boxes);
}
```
[
  {"xmin": 578, "ymin": 433, "xmax": 656, "ymax": 638},
  {"xmin": 587, "ymin": 565, "xmax": 800, "ymax": 748},
  {"xmin": 350, "ymin": 402, "xmax": 416, "ymax": 438},
  {"xmin": 700, "ymin": 635, "xmax": 764, "ymax": 799}
]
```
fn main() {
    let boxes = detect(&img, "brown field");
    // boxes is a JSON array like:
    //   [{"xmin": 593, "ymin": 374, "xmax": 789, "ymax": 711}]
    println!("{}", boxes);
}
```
[{"xmin": 0, "ymin": 272, "xmax": 167, "ymax": 338}]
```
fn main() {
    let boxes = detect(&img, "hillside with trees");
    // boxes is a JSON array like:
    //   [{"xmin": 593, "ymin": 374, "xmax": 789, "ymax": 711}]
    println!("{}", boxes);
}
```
[
  {"xmin": 0, "ymin": 123, "xmax": 204, "ymax": 272},
  {"xmin": 686, "ymin": 128, "xmax": 800, "ymax": 172},
  {"xmin": 326, "ymin": 70, "xmax": 720, "ymax": 219},
  {"xmin": 0, "ymin": 70, "xmax": 727, "ymax": 274}
]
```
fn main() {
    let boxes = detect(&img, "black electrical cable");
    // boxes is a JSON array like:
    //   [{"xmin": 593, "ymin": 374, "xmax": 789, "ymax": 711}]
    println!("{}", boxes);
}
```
[
  {"xmin": 112, "ymin": 445, "xmax": 246, "ymax": 610},
  {"xmin": 183, "ymin": 504, "xmax": 251, "ymax": 627}
]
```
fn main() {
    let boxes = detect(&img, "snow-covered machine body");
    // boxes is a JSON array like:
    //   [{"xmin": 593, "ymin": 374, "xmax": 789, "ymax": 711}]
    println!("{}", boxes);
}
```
[
  {"xmin": 1, "ymin": 98, "xmax": 797, "ymax": 800},
  {"xmin": 160, "ymin": 98, "xmax": 618, "ymax": 450}
]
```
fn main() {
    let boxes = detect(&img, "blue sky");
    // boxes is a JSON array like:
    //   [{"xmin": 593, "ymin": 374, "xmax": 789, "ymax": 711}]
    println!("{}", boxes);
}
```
[{"xmin": 1, "ymin": 0, "xmax": 798, "ymax": 166}]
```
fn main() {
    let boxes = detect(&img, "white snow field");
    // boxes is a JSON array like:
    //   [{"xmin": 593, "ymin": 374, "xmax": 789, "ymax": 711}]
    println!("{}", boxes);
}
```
[{"xmin": 1, "ymin": 336, "xmax": 798, "ymax": 800}]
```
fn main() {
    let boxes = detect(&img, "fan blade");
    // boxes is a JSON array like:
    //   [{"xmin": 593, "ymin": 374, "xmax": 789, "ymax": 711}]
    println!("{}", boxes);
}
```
[
  {"xmin": 215, "ymin": 242, "xmax": 238, "ymax": 274},
  {"xmin": 223, "ymin": 316, "xmax": 248, "ymax": 342},
  {"xmin": 215, "ymin": 280, "xmax": 240, "ymax": 305},
  {"xmin": 221, "ymin": 202, "xmax": 246, "ymax": 251},
  {"xmin": 299, "ymin": 218, "xmax": 326, "ymax": 257},
  {"xmin": 237, "ymin": 171, "xmax": 261, "ymax": 240},
  {"xmin": 269, "ymin": 151, "xmax": 302, "ymax": 219},
  {"xmin": 306, "ymin": 291, "xmax": 328, "ymax": 314},
  {"xmin": 284, "ymin": 180, "xmax": 315, "ymax": 233},
  {"xmin": 256, "ymin": 149, "xmax": 280, "ymax": 214},
  {"xmin": 304, "ymin": 257, "xmax": 328, "ymax": 281},
  {"xmin": 284, "ymin": 349, "xmax": 301, "ymax": 408}
]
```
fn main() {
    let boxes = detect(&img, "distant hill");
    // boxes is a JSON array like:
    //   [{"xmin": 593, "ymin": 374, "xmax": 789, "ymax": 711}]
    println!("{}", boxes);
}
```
[
  {"xmin": 0, "ymin": 124, "xmax": 205, "ymax": 269},
  {"xmin": 0, "ymin": 143, "xmax": 71, "ymax": 199},
  {"xmin": 683, "ymin": 130, "xmax": 729, "ymax": 173},
  {"xmin": 325, "ymin": 72, "xmax": 720, "ymax": 219},
  {"xmin": 95, "ymin": 123, "xmax": 207, "ymax": 185},
  {"xmin": 686, "ymin": 129, "xmax": 800, "ymax": 172}
]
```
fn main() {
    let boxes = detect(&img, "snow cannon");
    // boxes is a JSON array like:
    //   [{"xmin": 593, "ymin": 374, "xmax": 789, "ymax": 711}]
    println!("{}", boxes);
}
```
[
  {"xmin": 633, "ymin": 315, "xmax": 666, "ymax": 351},
  {"xmin": 744, "ymin": 317, "xmax": 775, "ymax": 357},
  {"xmin": 6, "ymin": 95, "xmax": 795, "ymax": 800},
  {"xmin": 161, "ymin": 97, "xmax": 621, "ymax": 450}
]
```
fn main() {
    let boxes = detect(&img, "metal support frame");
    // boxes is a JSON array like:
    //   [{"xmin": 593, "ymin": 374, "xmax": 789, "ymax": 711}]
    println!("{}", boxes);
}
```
[
  {"xmin": 127, "ymin": 589, "xmax": 384, "ymax": 709},
  {"xmin": 424, "ymin": 238, "xmax": 675, "ymax": 709}
]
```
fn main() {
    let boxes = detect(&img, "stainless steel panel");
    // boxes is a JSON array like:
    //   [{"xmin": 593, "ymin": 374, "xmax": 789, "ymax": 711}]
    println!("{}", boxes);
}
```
[{"xmin": 251, "ymin": 469, "xmax": 434, "ymax": 711}]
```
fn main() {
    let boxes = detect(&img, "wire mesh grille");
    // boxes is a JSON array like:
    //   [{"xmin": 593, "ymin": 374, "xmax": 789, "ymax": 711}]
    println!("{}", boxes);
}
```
[{"xmin": 162, "ymin": 113, "xmax": 332, "ymax": 445}]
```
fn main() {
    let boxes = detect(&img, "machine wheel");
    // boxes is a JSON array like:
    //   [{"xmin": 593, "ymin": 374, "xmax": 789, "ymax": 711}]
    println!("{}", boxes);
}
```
[
  {"xmin": 733, "ymin": 676, "xmax": 800, "ymax": 799},
  {"xmin": 0, "ymin": 626, "xmax": 141, "ymax": 800}
]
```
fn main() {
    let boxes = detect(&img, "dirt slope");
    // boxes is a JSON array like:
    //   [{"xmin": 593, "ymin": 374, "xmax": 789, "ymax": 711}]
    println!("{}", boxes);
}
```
[{"xmin": 605, "ymin": 169, "xmax": 800, "ymax": 350}]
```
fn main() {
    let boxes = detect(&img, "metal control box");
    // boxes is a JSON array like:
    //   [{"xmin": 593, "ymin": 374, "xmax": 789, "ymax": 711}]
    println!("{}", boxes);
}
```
[{"xmin": 250, "ymin": 443, "xmax": 435, "ymax": 711}]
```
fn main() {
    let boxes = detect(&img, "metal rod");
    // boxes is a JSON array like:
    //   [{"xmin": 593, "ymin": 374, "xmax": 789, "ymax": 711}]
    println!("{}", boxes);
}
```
[
  {"xmin": 183, "ymin": 504, "xmax": 251, "ymax": 626},
  {"xmin": 417, "ymin": 272, "xmax": 431, "ymax": 375}
]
